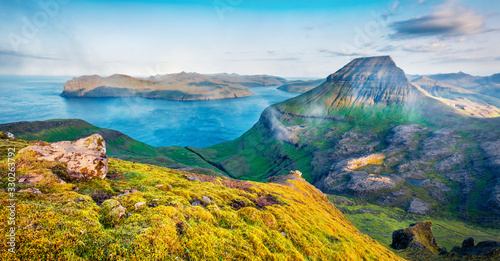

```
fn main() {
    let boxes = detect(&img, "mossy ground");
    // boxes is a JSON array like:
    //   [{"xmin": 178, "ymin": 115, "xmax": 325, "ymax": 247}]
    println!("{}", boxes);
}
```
[{"xmin": 0, "ymin": 138, "xmax": 403, "ymax": 261}]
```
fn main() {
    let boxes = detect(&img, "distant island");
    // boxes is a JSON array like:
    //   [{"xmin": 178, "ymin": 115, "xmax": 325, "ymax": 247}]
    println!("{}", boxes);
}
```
[
  {"xmin": 277, "ymin": 79, "xmax": 324, "ymax": 93},
  {"xmin": 61, "ymin": 72, "xmax": 288, "ymax": 101}
]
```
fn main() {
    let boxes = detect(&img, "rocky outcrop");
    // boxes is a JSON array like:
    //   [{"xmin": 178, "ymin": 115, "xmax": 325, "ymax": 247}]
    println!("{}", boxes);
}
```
[
  {"xmin": 25, "ymin": 134, "xmax": 108, "ymax": 180},
  {"xmin": 341, "ymin": 173, "xmax": 397, "ymax": 197},
  {"xmin": 449, "ymin": 238, "xmax": 500, "ymax": 258},
  {"xmin": 391, "ymin": 221, "xmax": 440, "ymax": 254}
]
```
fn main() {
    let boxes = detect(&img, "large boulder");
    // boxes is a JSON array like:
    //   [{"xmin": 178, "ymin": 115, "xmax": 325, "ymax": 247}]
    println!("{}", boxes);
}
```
[
  {"xmin": 391, "ymin": 221, "xmax": 441, "ymax": 254},
  {"xmin": 27, "ymin": 134, "xmax": 108, "ymax": 180}
]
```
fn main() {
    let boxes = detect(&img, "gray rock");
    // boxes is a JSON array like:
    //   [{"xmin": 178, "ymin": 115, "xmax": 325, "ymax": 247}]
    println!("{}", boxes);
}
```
[
  {"xmin": 434, "ymin": 153, "xmax": 464, "ymax": 173},
  {"xmin": 186, "ymin": 176, "xmax": 204, "ymax": 182},
  {"xmin": 343, "ymin": 173, "xmax": 397, "ymax": 197},
  {"xmin": 24, "ymin": 134, "xmax": 108, "ymax": 180},
  {"xmin": 407, "ymin": 198, "xmax": 429, "ymax": 215},
  {"xmin": 191, "ymin": 201, "xmax": 201, "ymax": 206},
  {"xmin": 202, "ymin": 196, "xmax": 211, "ymax": 203},
  {"xmin": 18, "ymin": 173, "xmax": 44, "ymax": 184},
  {"xmin": 419, "ymin": 129, "xmax": 458, "ymax": 161},
  {"xmin": 18, "ymin": 188, "xmax": 42, "ymax": 195},
  {"xmin": 386, "ymin": 124, "xmax": 422, "ymax": 150},
  {"xmin": 134, "ymin": 201, "xmax": 146, "ymax": 210}
]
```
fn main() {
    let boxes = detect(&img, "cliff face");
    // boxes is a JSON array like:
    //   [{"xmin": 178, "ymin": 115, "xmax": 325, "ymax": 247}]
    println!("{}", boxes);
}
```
[{"xmin": 61, "ymin": 73, "xmax": 259, "ymax": 101}]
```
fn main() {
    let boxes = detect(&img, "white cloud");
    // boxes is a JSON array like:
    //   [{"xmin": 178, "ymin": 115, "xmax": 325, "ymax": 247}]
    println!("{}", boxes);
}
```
[
  {"xmin": 390, "ymin": 0, "xmax": 492, "ymax": 38},
  {"xmin": 402, "ymin": 41, "xmax": 447, "ymax": 52}
]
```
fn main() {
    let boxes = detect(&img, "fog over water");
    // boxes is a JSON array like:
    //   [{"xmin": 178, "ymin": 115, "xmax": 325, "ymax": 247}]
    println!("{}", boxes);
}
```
[{"xmin": 0, "ymin": 76, "xmax": 299, "ymax": 147}]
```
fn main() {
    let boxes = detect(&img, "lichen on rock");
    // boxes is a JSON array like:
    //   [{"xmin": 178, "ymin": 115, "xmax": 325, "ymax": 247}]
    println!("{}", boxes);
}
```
[{"xmin": 22, "ymin": 134, "xmax": 108, "ymax": 180}]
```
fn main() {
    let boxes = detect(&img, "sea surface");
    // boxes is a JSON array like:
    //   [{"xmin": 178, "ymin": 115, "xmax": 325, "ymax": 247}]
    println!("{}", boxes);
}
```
[{"xmin": 0, "ymin": 75, "xmax": 300, "ymax": 147}]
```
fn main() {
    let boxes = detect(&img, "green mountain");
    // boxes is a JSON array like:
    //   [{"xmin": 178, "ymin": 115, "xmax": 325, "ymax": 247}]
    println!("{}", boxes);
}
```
[
  {"xmin": 7, "ymin": 57, "xmax": 500, "ymax": 222},
  {"xmin": 186, "ymin": 56, "xmax": 500, "ymax": 222}
]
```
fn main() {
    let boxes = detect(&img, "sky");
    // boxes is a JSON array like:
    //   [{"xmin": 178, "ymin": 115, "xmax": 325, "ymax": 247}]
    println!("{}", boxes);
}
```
[{"xmin": 0, "ymin": 0, "xmax": 499, "ymax": 78}]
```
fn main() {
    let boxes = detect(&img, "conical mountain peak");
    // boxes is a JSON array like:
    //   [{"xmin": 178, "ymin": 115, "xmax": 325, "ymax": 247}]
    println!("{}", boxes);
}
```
[
  {"xmin": 276, "ymin": 56, "xmax": 415, "ymax": 117},
  {"xmin": 326, "ymin": 56, "xmax": 401, "ymax": 82}
]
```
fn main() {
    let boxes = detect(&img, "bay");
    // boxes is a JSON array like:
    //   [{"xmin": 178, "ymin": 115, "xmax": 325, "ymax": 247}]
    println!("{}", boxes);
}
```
[{"xmin": 0, "ymin": 75, "xmax": 299, "ymax": 147}]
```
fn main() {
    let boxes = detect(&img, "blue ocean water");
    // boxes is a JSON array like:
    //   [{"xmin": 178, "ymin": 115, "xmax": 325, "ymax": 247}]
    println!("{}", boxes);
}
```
[{"xmin": 0, "ymin": 75, "xmax": 299, "ymax": 147}]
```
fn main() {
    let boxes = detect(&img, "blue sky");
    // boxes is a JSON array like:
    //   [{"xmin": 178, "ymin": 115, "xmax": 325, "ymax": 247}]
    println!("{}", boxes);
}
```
[{"xmin": 0, "ymin": 0, "xmax": 499, "ymax": 77}]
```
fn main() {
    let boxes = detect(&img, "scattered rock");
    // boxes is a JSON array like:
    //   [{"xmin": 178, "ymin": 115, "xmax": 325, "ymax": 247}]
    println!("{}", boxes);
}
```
[
  {"xmin": 281, "ymin": 232, "xmax": 286, "ymax": 237},
  {"xmin": 407, "ymin": 198, "xmax": 430, "ymax": 215},
  {"xmin": 154, "ymin": 184, "xmax": 164, "ymax": 188},
  {"xmin": 148, "ymin": 202, "xmax": 158, "ymax": 208},
  {"xmin": 100, "ymin": 199, "xmax": 127, "ymax": 226},
  {"xmin": 0, "ymin": 131, "xmax": 16, "ymax": 140},
  {"xmin": 25, "ymin": 134, "xmax": 108, "ymax": 180},
  {"xmin": 391, "ymin": 221, "xmax": 440, "ymax": 254},
  {"xmin": 134, "ymin": 201, "xmax": 146, "ymax": 210},
  {"xmin": 191, "ymin": 201, "xmax": 201, "ymax": 207},
  {"xmin": 18, "ymin": 188, "xmax": 42, "ymax": 195},
  {"xmin": 386, "ymin": 124, "xmax": 421, "ymax": 150},
  {"xmin": 202, "ymin": 196, "xmax": 211, "ymax": 203},
  {"xmin": 186, "ymin": 176, "xmax": 204, "ymax": 182},
  {"xmin": 462, "ymin": 237, "xmax": 475, "ymax": 248},
  {"xmin": 17, "ymin": 173, "xmax": 43, "ymax": 184}
]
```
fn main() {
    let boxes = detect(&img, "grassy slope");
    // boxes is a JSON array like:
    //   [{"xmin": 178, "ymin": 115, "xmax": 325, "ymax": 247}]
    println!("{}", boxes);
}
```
[
  {"xmin": 327, "ymin": 195, "xmax": 500, "ymax": 251},
  {"xmin": 0, "ymin": 120, "xmax": 223, "ymax": 176},
  {"xmin": 0, "ymin": 137, "xmax": 403, "ymax": 261}
]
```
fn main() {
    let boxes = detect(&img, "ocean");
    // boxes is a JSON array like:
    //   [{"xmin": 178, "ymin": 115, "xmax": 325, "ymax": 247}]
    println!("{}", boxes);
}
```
[{"xmin": 0, "ymin": 75, "xmax": 299, "ymax": 147}]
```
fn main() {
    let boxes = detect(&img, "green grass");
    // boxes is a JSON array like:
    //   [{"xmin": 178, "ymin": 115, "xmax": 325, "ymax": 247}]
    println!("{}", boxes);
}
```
[
  {"xmin": 0, "ymin": 120, "xmax": 225, "ymax": 176},
  {"xmin": 327, "ymin": 195, "xmax": 500, "ymax": 250},
  {"xmin": 0, "ymin": 136, "xmax": 405, "ymax": 261}
]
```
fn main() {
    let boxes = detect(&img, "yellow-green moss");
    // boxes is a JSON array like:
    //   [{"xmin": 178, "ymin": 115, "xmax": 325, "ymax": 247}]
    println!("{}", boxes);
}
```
[{"xmin": 0, "ymin": 151, "xmax": 405, "ymax": 260}]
